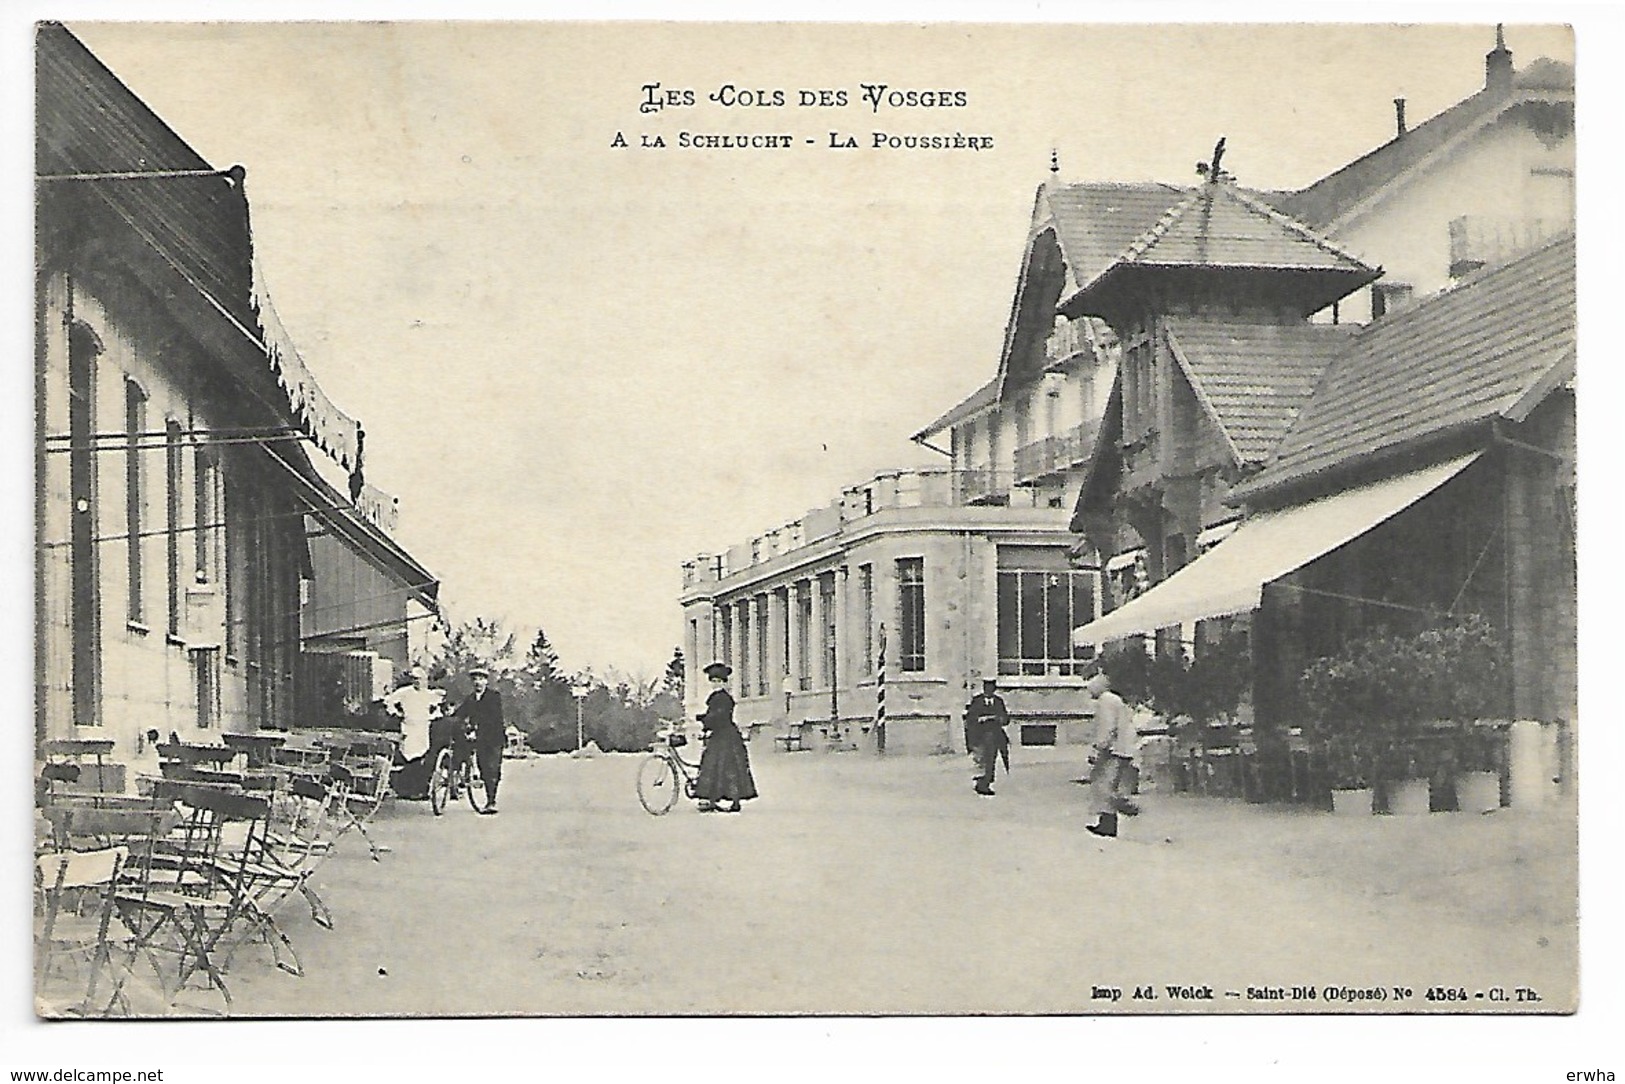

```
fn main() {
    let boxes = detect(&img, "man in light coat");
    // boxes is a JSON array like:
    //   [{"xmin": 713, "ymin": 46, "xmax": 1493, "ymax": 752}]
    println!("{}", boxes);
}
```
[{"xmin": 1084, "ymin": 670, "xmax": 1136, "ymax": 838}]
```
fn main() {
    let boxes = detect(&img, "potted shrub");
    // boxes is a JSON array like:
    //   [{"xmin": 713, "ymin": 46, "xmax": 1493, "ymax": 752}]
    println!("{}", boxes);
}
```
[
  {"xmin": 1301, "ymin": 645, "xmax": 1378, "ymax": 815},
  {"xmin": 1302, "ymin": 627, "xmax": 1434, "ymax": 814},
  {"xmin": 1301, "ymin": 616, "xmax": 1509, "ymax": 816},
  {"xmin": 1380, "ymin": 736, "xmax": 1432, "ymax": 815},
  {"xmin": 1323, "ymin": 731, "xmax": 1374, "ymax": 815},
  {"xmin": 1453, "ymin": 720, "xmax": 1505, "ymax": 813},
  {"xmin": 1433, "ymin": 616, "xmax": 1507, "ymax": 813}
]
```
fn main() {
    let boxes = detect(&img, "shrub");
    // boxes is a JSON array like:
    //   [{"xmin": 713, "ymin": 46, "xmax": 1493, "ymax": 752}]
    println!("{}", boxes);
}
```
[{"xmin": 1300, "ymin": 615, "xmax": 1507, "ymax": 788}]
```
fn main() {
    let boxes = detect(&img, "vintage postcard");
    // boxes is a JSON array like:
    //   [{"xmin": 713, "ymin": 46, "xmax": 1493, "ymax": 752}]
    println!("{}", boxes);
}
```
[{"xmin": 25, "ymin": 13, "xmax": 1592, "ymax": 1047}]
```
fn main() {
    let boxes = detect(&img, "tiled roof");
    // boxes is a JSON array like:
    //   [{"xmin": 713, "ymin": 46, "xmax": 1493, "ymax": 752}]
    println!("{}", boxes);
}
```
[
  {"xmin": 1166, "ymin": 320, "xmax": 1355, "ymax": 463},
  {"xmin": 1273, "ymin": 60, "xmax": 1573, "ymax": 230},
  {"xmin": 1235, "ymin": 231, "xmax": 1576, "ymax": 502},
  {"xmin": 1043, "ymin": 182, "xmax": 1188, "ymax": 292},
  {"xmin": 1087, "ymin": 181, "xmax": 1375, "ymax": 287},
  {"xmin": 911, "ymin": 376, "xmax": 999, "ymax": 441}
]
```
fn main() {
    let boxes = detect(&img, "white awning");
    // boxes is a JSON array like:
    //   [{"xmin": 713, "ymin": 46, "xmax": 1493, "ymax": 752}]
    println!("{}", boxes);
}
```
[{"xmin": 1072, "ymin": 453, "xmax": 1481, "ymax": 645}]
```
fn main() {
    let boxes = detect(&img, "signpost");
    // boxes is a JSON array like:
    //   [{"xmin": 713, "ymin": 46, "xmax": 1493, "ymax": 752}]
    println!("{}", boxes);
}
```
[{"xmin": 875, "ymin": 622, "xmax": 887, "ymax": 755}]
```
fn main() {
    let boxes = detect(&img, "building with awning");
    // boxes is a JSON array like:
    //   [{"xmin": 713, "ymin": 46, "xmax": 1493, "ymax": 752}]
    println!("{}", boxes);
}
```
[
  {"xmin": 1072, "ymin": 452, "xmax": 1481, "ymax": 645},
  {"xmin": 1067, "ymin": 27, "xmax": 1571, "ymax": 667},
  {"xmin": 1074, "ymin": 231, "xmax": 1575, "ymax": 733},
  {"xmin": 35, "ymin": 24, "xmax": 439, "ymax": 769}
]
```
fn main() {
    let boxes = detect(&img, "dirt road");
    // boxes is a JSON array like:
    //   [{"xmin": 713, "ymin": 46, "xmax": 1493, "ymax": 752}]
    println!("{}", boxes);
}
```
[{"xmin": 222, "ymin": 749, "xmax": 1577, "ymax": 1016}]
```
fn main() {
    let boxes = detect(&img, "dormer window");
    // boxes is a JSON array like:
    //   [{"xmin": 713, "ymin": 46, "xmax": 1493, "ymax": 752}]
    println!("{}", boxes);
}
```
[
  {"xmin": 1372, "ymin": 281, "xmax": 1413, "ymax": 320},
  {"xmin": 1121, "ymin": 331, "xmax": 1156, "ymax": 443}
]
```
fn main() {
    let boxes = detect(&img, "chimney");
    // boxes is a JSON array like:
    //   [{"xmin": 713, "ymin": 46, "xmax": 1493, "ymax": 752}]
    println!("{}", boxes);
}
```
[
  {"xmin": 1486, "ymin": 23, "xmax": 1514, "ymax": 93},
  {"xmin": 1394, "ymin": 98, "xmax": 1407, "ymax": 137}
]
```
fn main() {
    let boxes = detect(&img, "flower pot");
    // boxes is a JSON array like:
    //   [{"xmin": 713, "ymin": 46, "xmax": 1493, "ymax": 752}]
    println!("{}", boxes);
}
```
[
  {"xmin": 1386, "ymin": 777, "xmax": 1432, "ymax": 815},
  {"xmin": 1455, "ymin": 770, "xmax": 1501, "ymax": 814},
  {"xmin": 1331, "ymin": 787, "xmax": 1373, "ymax": 816}
]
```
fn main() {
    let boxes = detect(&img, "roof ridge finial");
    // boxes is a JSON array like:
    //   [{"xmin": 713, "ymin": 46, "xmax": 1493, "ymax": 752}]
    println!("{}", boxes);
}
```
[
  {"xmin": 1486, "ymin": 22, "xmax": 1514, "ymax": 92},
  {"xmin": 1050, "ymin": 147, "xmax": 1060, "ymax": 176},
  {"xmin": 1195, "ymin": 136, "xmax": 1228, "ymax": 183}
]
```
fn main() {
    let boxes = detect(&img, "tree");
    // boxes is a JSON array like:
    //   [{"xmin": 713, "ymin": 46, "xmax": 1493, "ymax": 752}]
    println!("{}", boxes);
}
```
[
  {"xmin": 662, "ymin": 647, "xmax": 685, "ymax": 699},
  {"xmin": 511, "ymin": 628, "xmax": 579, "ymax": 753},
  {"xmin": 432, "ymin": 615, "xmax": 519, "ymax": 698},
  {"xmin": 520, "ymin": 629, "xmax": 566, "ymax": 690}
]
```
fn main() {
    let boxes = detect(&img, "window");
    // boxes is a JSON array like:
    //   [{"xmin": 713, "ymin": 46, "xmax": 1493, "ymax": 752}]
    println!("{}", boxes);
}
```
[
  {"xmin": 1371, "ymin": 281, "xmax": 1413, "ymax": 319},
  {"xmin": 717, "ymin": 607, "xmax": 733, "ymax": 672},
  {"xmin": 1121, "ymin": 330, "xmax": 1157, "ymax": 443},
  {"xmin": 193, "ymin": 646, "xmax": 221, "ymax": 729},
  {"xmin": 165, "ymin": 419, "xmax": 183, "ymax": 639},
  {"xmin": 194, "ymin": 447, "xmax": 220, "ymax": 583},
  {"xmin": 124, "ymin": 380, "xmax": 147, "ymax": 625},
  {"xmin": 755, "ymin": 594, "xmax": 770, "ymax": 696},
  {"xmin": 794, "ymin": 581, "xmax": 813, "ymax": 690},
  {"xmin": 858, "ymin": 565, "xmax": 874, "ymax": 675},
  {"xmin": 774, "ymin": 586, "xmax": 790, "ymax": 683},
  {"xmin": 688, "ymin": 618, "xmax": 700, "ymax": 684},
  {"xmin": 69, "ymin": 322, "xmax": 101, "ymax": 725},
  {"xmin": 997, "ymin": 547, "xmax": 1099, "ymax": 676},
  {"xmin": 897, "ymin": 558, "xmax": 925, "ymax": 672},
  {"xmin": 736, "ymin": 599, "xmax": 751, "ymax": 696},
  {"xmin": 818, "ymin": 572, "xmax": 837, "ymax": 688},
  {"xmin": 223, "ymin": 478, "xmax": 240, "ymax": 659}
]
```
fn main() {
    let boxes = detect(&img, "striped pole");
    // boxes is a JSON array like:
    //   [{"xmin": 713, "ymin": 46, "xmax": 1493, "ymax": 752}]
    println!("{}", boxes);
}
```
[{"xmin": 875, "ymin": 623, "xmax": 887, "ymax": 755}]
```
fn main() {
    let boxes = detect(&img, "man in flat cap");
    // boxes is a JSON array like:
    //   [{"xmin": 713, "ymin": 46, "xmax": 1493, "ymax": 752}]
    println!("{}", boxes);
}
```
[
  {"xmin": 964, "ymin": 676, "xmax": 1010, "ymax": 796},
  {"xmin": 448, "ymin": 665, "xmax": 506, "ymax": 814}
]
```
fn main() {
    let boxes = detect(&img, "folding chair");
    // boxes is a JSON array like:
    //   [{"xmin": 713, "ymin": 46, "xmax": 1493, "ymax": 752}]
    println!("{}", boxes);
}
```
[
  {"xmin": 267, "ymin": 775, "xmax": 337, "ymax": 931},
  {"xmin": 338, "ymin": 736, "xmax": 398, "ymax": 820},
  {"xmin": 113, "ymin": 784, "xmax": 267, "ymax": 1012},
  {"xmin": 222, "ymin": 731, "xmax": 287, "ymax": 771},
  {"xmin": 213, "ymin": 784, "xmax": 313, "ymax": 978},
  {"xmin": 325, "ymin": 763, "xmax": 387, "ymax": 862},
  {"xmin": 42, "ymin": 738, "xmax": 118, "ymax": 796},
  {"xmin": 35, "ymin": 847, "xmax": 139, "ymax": 1016}
]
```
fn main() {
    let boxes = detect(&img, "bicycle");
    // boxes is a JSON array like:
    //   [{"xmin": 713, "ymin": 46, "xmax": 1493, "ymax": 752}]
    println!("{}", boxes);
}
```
[
  {"xmin": 427, "ymin": 725, "xmax": 485, "ymax": 816},
  {"xmin": 636, "ymin": 726, "xmax": 703, "ymax": 815}
]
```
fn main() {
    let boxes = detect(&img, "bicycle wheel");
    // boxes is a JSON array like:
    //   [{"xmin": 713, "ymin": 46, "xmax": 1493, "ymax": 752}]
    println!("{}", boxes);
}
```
[
  {"xmin": 428, "ymin": 750, "xmax": 452, "ymax": 816},
  {"xmin": 637, "ymin": 755, "xmax": 679, "ymax": 815},
  {"xmin": 466, "ymin": 755, "xmax": 487, "ymax": 812}
]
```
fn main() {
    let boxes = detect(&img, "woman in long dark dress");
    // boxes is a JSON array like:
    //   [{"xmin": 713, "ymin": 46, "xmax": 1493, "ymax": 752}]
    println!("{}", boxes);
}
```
[{"xmin": 694, "ymin": 662, "xmax": 758, "ymax": 813}]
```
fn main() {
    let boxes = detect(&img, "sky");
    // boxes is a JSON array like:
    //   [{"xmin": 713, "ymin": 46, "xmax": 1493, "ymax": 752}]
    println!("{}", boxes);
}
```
[{"xmin": 42, "ymin": 20, "xmax": 1578, "ymax": 679}]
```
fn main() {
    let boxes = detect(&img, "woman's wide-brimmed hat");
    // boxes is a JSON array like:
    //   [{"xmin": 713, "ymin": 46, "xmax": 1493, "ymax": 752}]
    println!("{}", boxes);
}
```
[{"xmin": 703, "ymin": 661, "xmax": 732, "ymax": 680}]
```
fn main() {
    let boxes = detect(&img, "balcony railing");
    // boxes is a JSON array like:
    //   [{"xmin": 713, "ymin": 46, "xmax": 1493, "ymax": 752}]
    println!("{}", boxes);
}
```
[
  {"xmin": 1013, "ymin": 436, "xmax": 1060, "ymax": 485},
  {"xmin": 1056, "ymin": 420, "xmax": 1098, "ymax": 469},
  {"xmin": 1044, "ymin": 319, "xmax": 1091, "ymax": 367},
  {"xmin": 685, "ymin": 466, "xmax": 1053, "ymax": 583},
  {"xmin": 1448, "ymin": 215, "xmax": 1567, "ymax": 279},
  {"xmin": 955, "ymin": 465, "xmax": 1012, "ymax": 506}
]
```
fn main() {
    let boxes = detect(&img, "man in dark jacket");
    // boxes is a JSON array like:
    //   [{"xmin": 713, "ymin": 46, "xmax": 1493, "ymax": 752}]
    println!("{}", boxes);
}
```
[
  {"xmin": 964, "ymin": 677, "xmax": 1010, "ymax": 796},
  {"xmin": 450, "ymin": 666, "xmax": 506, "ymax": 814}
]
